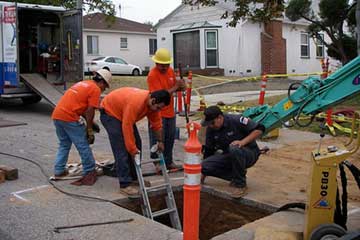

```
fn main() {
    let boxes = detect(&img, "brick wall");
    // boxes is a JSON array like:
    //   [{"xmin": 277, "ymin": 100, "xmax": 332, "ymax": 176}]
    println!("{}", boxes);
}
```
[{"xmin": 261, "ymin": 20, "xmax": 287, "ymax": 74}]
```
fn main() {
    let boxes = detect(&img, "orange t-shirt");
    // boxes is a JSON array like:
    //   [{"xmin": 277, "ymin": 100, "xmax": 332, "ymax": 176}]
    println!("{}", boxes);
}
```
[
  {"xmin": 147, "ymin": 66, "xmax": 176, "ymax": 118},
  {"xmin": 52, "ymin": 80, "xmax": 101, "ymax": 122},
  {"xmin": 101, "ymin": 87, "xmax": 162, "ymax": 155}
]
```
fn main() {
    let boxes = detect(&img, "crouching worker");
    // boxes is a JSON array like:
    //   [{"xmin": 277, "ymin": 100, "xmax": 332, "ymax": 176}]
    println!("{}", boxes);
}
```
[
  {"xmin": 52, "ymin": 69, "xmax": 111, "ymax": 185},
  {"xmin": 100, "ymin": 87, "xmax": 170, "ymax": 196},
  {"xmin": 201, "ymin": 105, "xmax": 265, "ymax": 198}
]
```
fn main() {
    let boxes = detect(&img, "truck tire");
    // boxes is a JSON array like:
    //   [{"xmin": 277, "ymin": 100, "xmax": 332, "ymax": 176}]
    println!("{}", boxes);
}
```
[
  {"xmin": 21, "ymin": 95, "xmax": 42, "ymax": 105},
  {"xmin": 309, "ymin": 223, "xmax": 347, "ymax": 240}
]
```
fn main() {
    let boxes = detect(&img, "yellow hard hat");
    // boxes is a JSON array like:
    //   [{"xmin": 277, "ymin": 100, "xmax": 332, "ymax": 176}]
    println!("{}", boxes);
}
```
[{"xmin": 152, "ymin": 48, "xmax": 173, "ymax": 64}]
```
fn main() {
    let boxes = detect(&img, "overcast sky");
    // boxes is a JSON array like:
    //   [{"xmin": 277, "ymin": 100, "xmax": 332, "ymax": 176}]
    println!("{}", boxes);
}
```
[{"xmin": 112, "ymin": 0, "xmax": 182, "ymax": 25}]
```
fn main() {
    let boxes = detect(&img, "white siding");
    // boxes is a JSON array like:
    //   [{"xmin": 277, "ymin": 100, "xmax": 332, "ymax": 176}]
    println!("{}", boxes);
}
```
[
  {"xmin": 283, "ymin": 23, "xmax": 327, "ymax": 75},
  {"xmin": 157, "ymin": 2, "xmax": 334, "ymax": 77},
  {"xmin": 83, "ymin": 30, "xmax": 156, "ymax": 71}
]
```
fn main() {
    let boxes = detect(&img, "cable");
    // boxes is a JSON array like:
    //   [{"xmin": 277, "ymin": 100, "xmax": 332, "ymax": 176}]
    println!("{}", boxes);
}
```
[{"xmin": 0, "ymin": 152, "xmax": 121, "ymax": 206}]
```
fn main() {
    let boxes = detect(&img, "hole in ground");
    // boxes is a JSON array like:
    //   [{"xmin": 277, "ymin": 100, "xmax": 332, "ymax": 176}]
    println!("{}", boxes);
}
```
[{"xmin": 115, "ymin": 190, "xmax": 272, "ymax": 240}]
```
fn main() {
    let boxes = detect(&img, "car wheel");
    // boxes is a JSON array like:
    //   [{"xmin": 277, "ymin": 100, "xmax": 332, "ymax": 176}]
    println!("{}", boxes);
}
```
[
  {"xmin": 103, "ymin": 67, "xmax": 110, "ymax": 71},
  {"xmin": 132, "ymin": 69, "xmax": 140, "ymax": 76}
]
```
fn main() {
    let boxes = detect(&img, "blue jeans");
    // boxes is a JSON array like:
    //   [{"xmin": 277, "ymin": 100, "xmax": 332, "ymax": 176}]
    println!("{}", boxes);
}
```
[
  {"xmin": 148, "ymin": 117, "xmax": 176, "ymax": 166},
  {"xmin": 201, "ymin": 146, "xmax": 260, "ymax": 187},
  {"xmin": 54, "ymin": 120, "xmax": 95, "ymax": 176},
  {"xmin": 100, "ymin": 111, "xmax": 141, "ymax": 188}
]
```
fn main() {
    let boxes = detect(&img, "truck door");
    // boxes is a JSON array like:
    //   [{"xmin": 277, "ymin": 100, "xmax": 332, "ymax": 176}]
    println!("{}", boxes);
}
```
[
  {"xmin": 0, "ymin": 2, "xmax": 18, "ymax": 94},
  {"xmin": 61, "ymin": 9, "xmax": 83, "ymax": 83}
]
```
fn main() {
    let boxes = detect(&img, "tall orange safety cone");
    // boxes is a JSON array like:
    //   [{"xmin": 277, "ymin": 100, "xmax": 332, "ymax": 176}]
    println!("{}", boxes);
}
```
[
  {"xmin": 258, "ymin": 73, "xmax": 267, "ymax": 105},
  {"xmin": 183, "ymin": 121, "xmax": 202, "ymax": 240}
]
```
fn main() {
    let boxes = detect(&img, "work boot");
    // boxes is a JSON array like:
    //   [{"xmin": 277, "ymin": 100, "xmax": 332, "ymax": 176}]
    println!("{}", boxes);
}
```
[
  {"xmin": 130, "ymin": 180, "xmax": 151, "ymax": 187},
  {"xmin": 201, "ymin": 174, "xmax": 206, "ymax": 184},
  {"xmin": 154, "ymin": 163, "xmax": 162, "ymax": 175},
  {"xmin": 119, "ymin": 185, "xmax": 139, "ymax": 197},
  {"xmin": 54, "ymin": 169, "xmax": 69, "ymax": 178},
  {"xmin": 71, "ymin": 170, "xmax": 97, "ymax": 186},
  {"xmin": 230, "ymin": 186, "xmax": 248, "ymax": 198},
  {"xmin": 166, "ymin": 162, "xmax": 183, "ymax": 171}
]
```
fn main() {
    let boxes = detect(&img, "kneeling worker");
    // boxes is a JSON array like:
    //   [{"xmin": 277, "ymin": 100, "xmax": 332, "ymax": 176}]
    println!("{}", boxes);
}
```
[
  {"xmin": 201, "ymin": 105, "xmax": 265, "ymax": 198},
  {"xmin": 100, "ymin": 87, "xmax": 170, "ymax": 196}
]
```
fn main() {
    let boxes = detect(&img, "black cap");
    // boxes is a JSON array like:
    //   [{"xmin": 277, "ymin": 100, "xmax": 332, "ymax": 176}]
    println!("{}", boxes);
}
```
[{"xmin": 201, "ymin": 105, "xmax": 223, "ymax": 126}]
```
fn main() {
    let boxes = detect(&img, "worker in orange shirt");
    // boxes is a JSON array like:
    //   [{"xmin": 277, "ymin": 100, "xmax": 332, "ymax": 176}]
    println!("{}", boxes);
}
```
[
  {"xmin": 100, "ymin": 87, "xmax": 171, "ymax": 196},
  {"xmin": 147, "ymin": 48, "xmax": 185, "ymax": 172},
  {"xmin": 52, "ymin": 69, "xmax": 111, "ymax": 185}
]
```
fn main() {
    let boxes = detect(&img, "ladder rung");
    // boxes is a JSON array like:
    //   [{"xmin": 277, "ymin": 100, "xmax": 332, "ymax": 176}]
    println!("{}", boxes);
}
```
[
  {"xmin": 141, "ymin": 159, "xmax": 161, "ymax": 165},
  {"xmin": 152, "ymin": 208, "xmax": 176, "ymax": 218},
  {"xmin": 145, "ymin": 183, "xmax": 169, "ymax": 192}
]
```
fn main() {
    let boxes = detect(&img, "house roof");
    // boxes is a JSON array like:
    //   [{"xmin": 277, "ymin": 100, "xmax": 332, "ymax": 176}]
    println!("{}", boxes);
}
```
[
  {"xmin": 170, "ymin": 21, "xmax": 222, "ymax": 32},
  {"xmin": 83, "ymin": 13, "xmax": 155, "ymax": 33}
]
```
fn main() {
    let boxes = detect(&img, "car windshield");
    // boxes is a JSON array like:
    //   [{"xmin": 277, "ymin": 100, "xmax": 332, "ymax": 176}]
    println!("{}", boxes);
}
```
[{"xmin": 92, "ymin": 57, "xmax": 105, "ymax": 61}]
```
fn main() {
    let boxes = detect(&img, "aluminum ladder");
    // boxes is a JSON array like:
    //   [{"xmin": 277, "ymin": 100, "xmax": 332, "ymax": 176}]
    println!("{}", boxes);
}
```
[{"xmin": 134, "ymin": 152, "xmax": 182, "ymax": 231}]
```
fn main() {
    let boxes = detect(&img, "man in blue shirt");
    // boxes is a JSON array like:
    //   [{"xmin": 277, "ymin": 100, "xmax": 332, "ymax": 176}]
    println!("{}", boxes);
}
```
[{"xmin": 201, "ymin": 105, "xmax": 265, "ymax": 198}]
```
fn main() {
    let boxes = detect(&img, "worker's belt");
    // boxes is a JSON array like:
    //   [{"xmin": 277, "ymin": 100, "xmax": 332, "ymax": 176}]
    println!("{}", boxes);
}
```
[{"xmin": 99, "ymin": 108, "xmax": 107, "ymax": 115}]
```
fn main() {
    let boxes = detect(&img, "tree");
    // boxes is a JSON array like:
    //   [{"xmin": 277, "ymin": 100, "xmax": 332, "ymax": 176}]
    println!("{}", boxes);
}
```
[
  {"xmin": 285, "ymin": 0, "xmax": 356, "ymax": 64},
  {"xmin": 183, "ymin": 0, "xmax": 285, "ymax": 27},
  {"xmin": 5, "ymin": 0, "xmax": 115, "ymax": 16},
  {"xmin": 184, "ymin": 0, "xmax": 357, "ymax": 64}
]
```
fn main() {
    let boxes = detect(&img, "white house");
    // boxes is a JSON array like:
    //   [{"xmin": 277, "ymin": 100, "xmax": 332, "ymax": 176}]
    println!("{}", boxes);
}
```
[
  {"xmin": 83, "ymin": 13, "xmax": 157, "ymax": 72},
  {"xmin": 155, "ymin": 1, "xmax": 331, "ymax": 77}
]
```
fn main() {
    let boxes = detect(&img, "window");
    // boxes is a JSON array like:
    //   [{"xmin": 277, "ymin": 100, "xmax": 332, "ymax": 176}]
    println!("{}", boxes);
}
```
[
  {"xmin": 105, "ymin": 57, "xmax": 115, "ymax": 63},
  {"xmin": 316, "ymin": 34, "xmax": 324, "ymax": 58},
  {"xmin": 87, "ymin": 35, "xmax": 99, "ymax": 54},
  {"xmin": 300, "ymin": 32, "xmax": 310, "ymax": 58},
  {"xmin": 205, "ymin": 30, "xmax": 218, "ymax": 67},
  {"xmin": 149, "ymin": 38, "xmax": 157, "ymax": 55},
  {"xmin": 114, "ymin": 57, "xmax": 127, "ymax": 64},
  {"xmin": 120, "ymin": 37, "xmax": 128, "ymax": 49}
]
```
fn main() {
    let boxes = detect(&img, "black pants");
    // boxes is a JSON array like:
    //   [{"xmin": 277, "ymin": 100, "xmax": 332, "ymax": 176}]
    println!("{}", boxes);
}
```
[
  {"xmin": 201, "ymin": 146, "xmax": 259, "ymax": 188},
  {"xmin": 100, "ymin": 111, "xmax": 141, "ymax": 188}
]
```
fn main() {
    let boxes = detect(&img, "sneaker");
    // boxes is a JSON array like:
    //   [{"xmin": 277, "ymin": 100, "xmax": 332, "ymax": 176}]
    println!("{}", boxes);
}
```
[
  {"xmin": 230, "ymin": 186, "xmax": 248, "ymax": 198},
  {"xmin": 70, "ymin": 170, "xmax": 97, "ymax": 186},
  {"xmin": 119, "ymin": 185, "xmax": 139, "ymax": 196},
  {"xmin": 54, "ymin": 169, "xmax": 69, "ymax": 178}
]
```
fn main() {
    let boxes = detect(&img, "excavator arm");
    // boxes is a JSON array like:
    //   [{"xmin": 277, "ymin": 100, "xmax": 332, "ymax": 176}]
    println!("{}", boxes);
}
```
[{"xmin": 243, "ymin": 56, "xmax": 360, "ymax": 134}]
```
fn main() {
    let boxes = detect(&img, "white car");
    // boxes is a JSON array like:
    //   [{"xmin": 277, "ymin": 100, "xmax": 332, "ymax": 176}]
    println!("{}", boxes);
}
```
[{"xmin": 86, "ymin": 56, "xmax": 142, "ymax": 76}]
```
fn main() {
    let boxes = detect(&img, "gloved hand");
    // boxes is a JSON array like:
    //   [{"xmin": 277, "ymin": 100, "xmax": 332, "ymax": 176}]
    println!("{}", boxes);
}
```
[
  {"xmin": 92, "ymin": 122, "xmax": 100, "ymax": 133},
  {"xmin": 87, "ymin": 128, "xmax": 95, "ymax": 144}
]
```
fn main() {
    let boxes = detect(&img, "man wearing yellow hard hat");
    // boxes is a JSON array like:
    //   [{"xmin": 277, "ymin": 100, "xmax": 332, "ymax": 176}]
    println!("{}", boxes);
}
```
[{"xmin": 147, "ymin": 48, "xmax": 185, "ymax": 173}]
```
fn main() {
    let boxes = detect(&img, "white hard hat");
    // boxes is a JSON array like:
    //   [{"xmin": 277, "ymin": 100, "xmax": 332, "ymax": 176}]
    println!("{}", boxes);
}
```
[{"xmin": 96, "ymin": 69, "xmax": 112, "ymax": 86}]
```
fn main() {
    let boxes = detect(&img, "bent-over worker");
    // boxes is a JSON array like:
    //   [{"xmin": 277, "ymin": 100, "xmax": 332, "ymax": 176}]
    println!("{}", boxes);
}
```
[
  {"xmin": 100, "ymin": 87, "xmax": 170, "ymax": 196},
  {"xmin": 52, "ymin": 69, "xmax": 111, "ymax": 185}
]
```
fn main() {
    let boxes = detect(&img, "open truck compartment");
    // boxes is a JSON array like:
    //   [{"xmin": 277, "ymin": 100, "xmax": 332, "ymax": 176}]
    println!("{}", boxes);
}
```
[{"xmin": 0, "ymin": 2, "xmax": 82, "ymax": 105}]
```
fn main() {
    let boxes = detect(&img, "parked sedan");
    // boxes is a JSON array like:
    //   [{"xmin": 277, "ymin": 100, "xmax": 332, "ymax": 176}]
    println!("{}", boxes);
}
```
[{"xmin": 86, "ymin": 56, "xmax": 142, "ymax": 76}]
